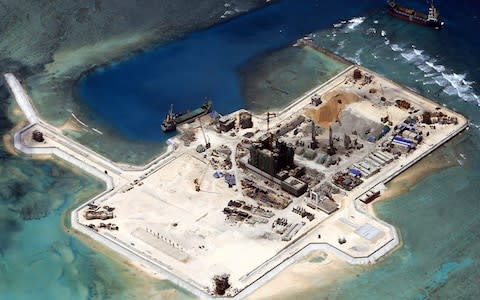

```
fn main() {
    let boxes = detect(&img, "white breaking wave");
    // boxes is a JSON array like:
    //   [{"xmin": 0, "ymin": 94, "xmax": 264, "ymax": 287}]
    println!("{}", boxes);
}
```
[
  {"xmin": 400, "ymin": 46, "xmax": 427, "ymax": 63},
  {"xmin": 425, "ymin": 61, "xmax": 445, "ymax": 72},
  {"xmin": 381, "ymin": 30, "xmax": 386, "ymax": 37},
  {"xmin": 417, "ymin": 64, "xmax": 432, "ymax": 73},
  {"xmin": 400, "ymin": 51, "xmax": 419, "ymax": 62},
  {"xmin": 422, "ymin": 79, "xmax": 437, "ymax": 85},
  {"xmin": 346, "ymin": 48, "xmax": 363, "ymax": 65},
  {"xmin": 394, "ymin": 45, "xmax": 480, "ymax": 105},
  {"xmin": 92, "ymin": 128, "xmax": 103, "ymax": 135},
  {"xmin": 329, "ymin": 32, "xmax": 337, "ymax": 42},
  {"xmin": 432, "ymin": 72, "xmax": 479, "ymax": 104},
  {"xmin": 433, "ymin": 75, "xmax": 449, "ymax": 87},
  {"xmin": 390, "ymin": 44, "xmax": 403, "ymax": 52},
  {"xmin": 220, "ymin": 10, "xmax": 235, "ymax": 18},
  {"xmin": 344, "ymin": 17, "xmax": 366, "ymax": 32},
  {"xmin": 71, "ymin": 113, "xmax": 88, "ymax": 128},
  {"xmin": 442, "ymin": 73, "xmax": 478, "ymax": 103},
  {"xmin": 366, "ymin": 27, "xmax": 377, "ymax": 35},
  {"xmin": 413, "ymin": 48, "xmax": 423, "ymax": 56},
  {"xmin": 221, "ymin": 1, "xmax": 241, "ymax": 18}
]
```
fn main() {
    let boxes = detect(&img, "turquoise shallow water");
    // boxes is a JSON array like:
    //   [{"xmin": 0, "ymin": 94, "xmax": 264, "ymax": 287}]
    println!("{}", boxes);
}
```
[
  {"xmin": 0, "ymin": 102, "xmax": 195, "ymax": 299},
  {"xmin": 306, "ymin": 133, "xmax": 480, "ymax": 299},
  {"xmin": 73, "ymin": 0, "xmax": 377, "ymax": 165},
  {"xmin": 240, "ymin": 46, "xmax": 348, "ymax": 112},
  {"xmin": 2, "ymin": 0, "xmax": 480, "ymax": 299},
  {"xmin": 269, "ymin": 3, "xmax": 480, "ymax": 299}
]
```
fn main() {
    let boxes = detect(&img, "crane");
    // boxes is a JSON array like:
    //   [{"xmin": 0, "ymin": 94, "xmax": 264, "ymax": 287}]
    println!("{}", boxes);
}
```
[
  {"xmin": 380, "ymin": 83, "xmax": 386, "ymax": 103},
  {"xmin": 266, "ymin": 111, "xmax": 277, "ymax": 133},
  {"xmin": 194, "ymin": 162, "xmax": 210, "ymax": 192},
  {"xmin": 198, "ymin": 118, "xmax": 210, "ymax": 149}
]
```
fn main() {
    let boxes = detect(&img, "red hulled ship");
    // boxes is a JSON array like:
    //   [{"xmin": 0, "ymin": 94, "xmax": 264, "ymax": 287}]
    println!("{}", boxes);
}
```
[{"xmin": 387, "ymin": 0, "xmax": 444, "ymax": 28}]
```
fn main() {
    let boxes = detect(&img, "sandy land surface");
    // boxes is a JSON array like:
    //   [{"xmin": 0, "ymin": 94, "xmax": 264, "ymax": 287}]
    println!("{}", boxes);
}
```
[
  {"xmin": 46, "ymin": 33, "xmax": 153, "ymax": 78},
  {"xmin": 304, "ymin": 91, "xmax": 360, "ymax": 127},
  {"xmin": 2, "ymin": 132, "xmax": 17, "ymax": 155},
  {"xmin": 10, "ymin": 106, "xmax": 24, "ymax": 119},
  {"xmin": 58, "ymin": 117, "xmax": 83, "ymax": 132},
  {"xmin": 65, "ymin": 219, "xmax": 182, "ymax": 300},
  {"xmin": 249, "ymin": 252, "xmax": 353, "ymax": 300},
  {"xmin": 65, "ymin": 66, "xmax": 467, "ymax": 297},
  {"xmin": 2, "ymin": 116, "xmax": 29, "ymax": 155},
  {"xmin": 250, "ymin": 149, "xmax": 459, "ymax": 300},
  {"xmin": 8, "ymin": 65, "xmax": 468, "ymax": 299},
  {"xmin": 345, "ymin": 100, "xmax": 409, "ymax": 125},
  {"xmin": 374, "ymin": 145, "xmax": 459, "ymax": 205}
]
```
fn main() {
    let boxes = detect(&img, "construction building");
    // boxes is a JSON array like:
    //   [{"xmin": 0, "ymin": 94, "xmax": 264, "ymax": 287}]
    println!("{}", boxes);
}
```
[
  {"xmin": 239, "ymin": 111, "xmax": 253, "ymax": 129},
  {"xmin": 218, "ymin": 115, "xmax": 236, "ymax": 132},
  {"xmin": 248, "ymin": 139, "xmax": 295, "ymax": 177},
  {"xmin": 281, "ymin": 176, "xmax": 308, "ymax": 197}
]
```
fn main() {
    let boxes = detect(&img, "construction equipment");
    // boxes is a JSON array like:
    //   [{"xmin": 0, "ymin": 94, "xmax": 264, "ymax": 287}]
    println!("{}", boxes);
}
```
[
  {"xmin": 194, "ymin": 178, "xmax": 200, "ymax": 192},
  {"xmin": 310, "ymin": 121, "xmax": 318, "ymax": 149},
  {"xmin": 379, "ymin": 83, "xmax": 386, "ymax": 102},
  {"xmin": 266, "ymin": 111, "xmax": 277, "ymax": 133},
  {"xmin": 198, "ymin": 118, "xmax": 211, "ymax": 149},
  {"xmin": 193, "ymin": 162, "xmax": 210, "ymax": 192},
  {"xmin": 327, "ymin": 126, "xmax": 336, "ymax": 155}
]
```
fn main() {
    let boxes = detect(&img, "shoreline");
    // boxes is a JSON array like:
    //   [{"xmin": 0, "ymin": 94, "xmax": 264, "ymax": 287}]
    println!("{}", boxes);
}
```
[
  {"xmin": 4, "ymin": 64, "xmax": 469, "ymax": 299},
  {"xmin": 375, "ymin": 147, "xmax": 460, "ymax": 204},
  {"xmin": 250, "ymin": 141, "xmax": 464, "ymax": 299},
  {"xmin": 5, "ymin": 45, "xmax": 468, "ymax": 298},
  {"xmin": 67, "ymin": 0, "xmax": 280, "ymax": 113},
  {"xmin": 12, "ymin": 1, "xmax": 274, "ymax": 166}
]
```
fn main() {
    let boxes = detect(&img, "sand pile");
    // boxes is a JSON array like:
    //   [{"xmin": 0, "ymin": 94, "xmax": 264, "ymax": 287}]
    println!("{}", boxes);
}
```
[{"xmin": 304, "ymin": 90, "xmax": 360, "ymax": 127}]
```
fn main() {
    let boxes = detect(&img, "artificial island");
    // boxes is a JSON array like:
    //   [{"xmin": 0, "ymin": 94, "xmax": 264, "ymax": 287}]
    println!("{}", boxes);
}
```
[{"xmin": 5, "ymin": 42, "xmax": 467, "ymax": 299}]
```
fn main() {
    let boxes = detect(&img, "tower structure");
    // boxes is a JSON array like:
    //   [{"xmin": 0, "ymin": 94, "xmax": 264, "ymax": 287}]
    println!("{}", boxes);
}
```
[
  {"xmin": 327, "ymin": 126, "xmax": 336, "ymax": 155},
  {"xmin": 310, "ymin": 121, "xmax": 318, "ymax": 149}
]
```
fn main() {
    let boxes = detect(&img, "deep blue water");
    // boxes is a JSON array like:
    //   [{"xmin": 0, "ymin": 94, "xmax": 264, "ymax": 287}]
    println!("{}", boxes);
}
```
[
  {"xmin": 3, "ymin": 0, "xmax": 480, "ymax": 299},
  {"xmin": 288, "ymin": 1, "xmax": 480, "ymax": 299},
  {"xmin": 77, "ymin": 0, "xmax": 378, "ymax": 141}
]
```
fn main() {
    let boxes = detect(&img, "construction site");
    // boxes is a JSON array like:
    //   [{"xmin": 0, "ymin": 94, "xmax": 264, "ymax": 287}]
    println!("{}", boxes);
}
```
[
  {"xmin": 69, "ymin": 65, "xmax": 466, "ymax": 297},
  {"xmin": 6, "ymin": 58, "xmax": 467, "ymax": 298}
]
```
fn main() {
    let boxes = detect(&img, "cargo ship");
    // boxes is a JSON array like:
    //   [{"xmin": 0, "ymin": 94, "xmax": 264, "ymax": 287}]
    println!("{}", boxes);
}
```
[
  {"xmin": 387, "ymin": 0, "xmax": 444, "ymax": 28},
  {"xmin": 161, "ymin": 101, "xmax": 212, "ymax": 132}
]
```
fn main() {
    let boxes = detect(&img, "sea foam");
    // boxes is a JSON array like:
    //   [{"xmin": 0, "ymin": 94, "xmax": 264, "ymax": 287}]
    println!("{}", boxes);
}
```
[
  {"xmin": 390, "ymin": 44, "xmax": 403, "ymax": 52},
  {"xmin": 395, "ymin": 45, "xmax": 480, "ymax": 105},
  {"xmin": 344, "ymin": 17, "xmax": 365, "ymax": 32}
]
